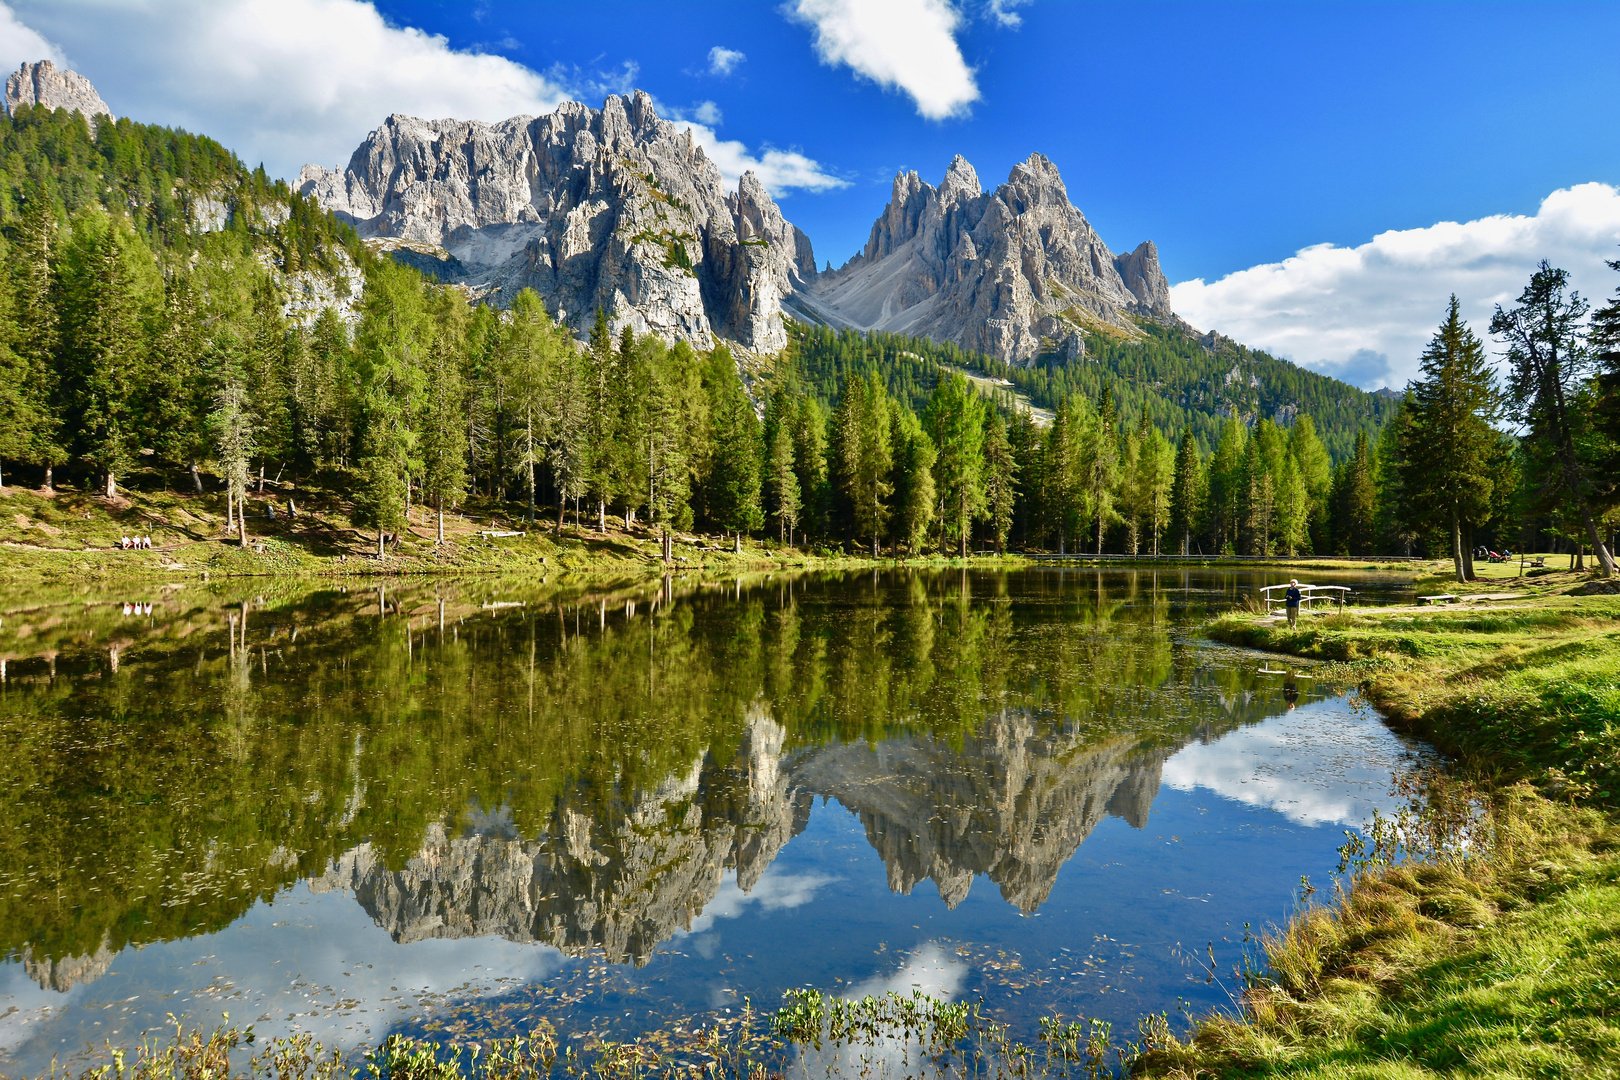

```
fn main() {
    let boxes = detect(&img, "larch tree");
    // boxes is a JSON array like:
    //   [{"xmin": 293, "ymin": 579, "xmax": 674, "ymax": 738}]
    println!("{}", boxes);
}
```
[
  {"xmin": 1081, "ymin": 387, "xmax": 1121, "ymax": 553},
  {"xmin": 833, "ymin": 370, "xmax": 893, "ymax": 556},
  {"xmin": 888, "ymin": 401, "xmax": 936, "ymax": 556}
]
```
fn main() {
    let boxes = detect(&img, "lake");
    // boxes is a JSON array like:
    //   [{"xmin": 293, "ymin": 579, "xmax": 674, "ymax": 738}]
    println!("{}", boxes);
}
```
[{"xmin": 0, "ymin": 568, "xmax": 1426, "ymax": 1075}]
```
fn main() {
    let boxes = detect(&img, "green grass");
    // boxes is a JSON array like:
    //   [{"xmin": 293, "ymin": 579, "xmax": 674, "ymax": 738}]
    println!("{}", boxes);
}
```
[
  {"xmin": 1141, "ymin": 787, "xmax": 1620, "ymax": 1079},
  {"xmin": 1167, "ymin": 586, "xmax": 1620, "ymax": 1078}
]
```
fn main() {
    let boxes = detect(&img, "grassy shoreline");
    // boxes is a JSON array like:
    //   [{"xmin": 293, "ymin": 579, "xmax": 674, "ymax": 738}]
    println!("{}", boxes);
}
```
[
  {"xmin": 1136, "ymin": 573, "xmax": 1620, "ymax": 1078},
  {"xmin": 0, "ymin": 482, "xmax": 1424, "ymax": 583}
]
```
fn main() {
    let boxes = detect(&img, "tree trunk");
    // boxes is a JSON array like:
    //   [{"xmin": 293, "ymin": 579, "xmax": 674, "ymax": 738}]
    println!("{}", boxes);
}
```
[
  {"xmin": 598, "ymin": 500, "xmax": 606, "ymax": 533},
  {"xmin": 378, "ymin": 529, "xmax": 385, "ymax": 559},
  {"xmin": 257, "ymin": 463, "xmax": 265, "ymax": 492},
  {"xmin": 437, "ymin": 496, "xmax": 444, "ymax": 545},
  {"xmin": 737, "ymin": 532, "xmax": 743, "ymax": 555},
  {"xmin": 1461, "ymin": 522, "xmax": 1476, "ymax": 581},
  {"xmin": 557, "ymin": 498, "xmax": 566, "ymax": 533},
  {"xmin": 226, "ymin": 487, "xmax": 234, "ymax": 534},
  {"xmin": 238, "ymin": 492, "xmax": 247, "ymax": 546},
  {"xmin": 1450, "ymin": 513, "xmax": 1465, "ymax": 584},
  {"xmin": 105, "ymin": 470, "xmax": 116, "ymax": 499},
  {"xmin": 43, "ymin": 464, "xmax": 52, "ymax": 493},
  {"xmin": 190, "ymin": 461, "xmax": 203, "ymax": 494}
]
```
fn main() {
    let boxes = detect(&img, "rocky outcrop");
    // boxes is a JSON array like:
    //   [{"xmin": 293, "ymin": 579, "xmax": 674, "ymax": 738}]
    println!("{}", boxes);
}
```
[
  {"xmin": 791, "ymin": 712, "xmax": 1169, "ymax": 911},
  {"xmin": 316, "ymin": 704, "xmax": 1182, "ymax": 955},
  {"xmin": 311, "ymin": 707, "xmax": 813, "ymax": 965},
  {"xmin": 22, "ymin": 935, "xmax": 115, "ymax": 992},
  {"xmin": 796, "ymin": 154, "xmax": 1176, "ymax": 365},
  {"xmin": 299, "ymin": 93, "xmax": 814, "ymax": 354},
  {"xmin": 4, "ymin": 60, "xmax": 113, "ymax": 125}
]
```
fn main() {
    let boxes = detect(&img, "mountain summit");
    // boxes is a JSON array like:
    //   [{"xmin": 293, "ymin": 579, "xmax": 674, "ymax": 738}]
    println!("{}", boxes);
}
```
[
  {"xmin": 299, "ymin": 91, "xmax": 815, "ymax": 354},
  {"xmin": 791, "ymin": 153, "xmax": 1175, "ymax": 364},
  {"xmin": 4, "ymin": 60, "xmax": 113, "ymax": 124}
]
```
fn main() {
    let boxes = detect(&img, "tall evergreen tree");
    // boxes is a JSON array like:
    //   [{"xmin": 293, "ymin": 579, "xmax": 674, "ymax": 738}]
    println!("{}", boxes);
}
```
[
  {"xmin": 926, "ymin": 373, "xmax": 986, "ymax": 557},
  {"xmin": 1400, "ymin": 296, "xmax": 1500, "ymax": 582},
  {"xmin": 1334, "ymin": 430, "xmax": 1377, "ymax": 555},
  {"xmin": 982, "ymin": 411, "xmax": 1018, "ymax": 555},
  {"xmin": 1168, "ymin": 427, "xmax": 1201, "ymax": 555},
  {"xmin": 888, "ymin": 402, "xmax": 936, "ymax": 555},
  {"xmin": 832, "ymin": 370, "xmax": 893, "ymax": 556},
  {"xmin": 1081, "ymin": 387, "xmax": 1121, "ymax": 553},
  {"xmin": 1492, "ymin": 262, "xmax": 1616, "ymax": 575}
]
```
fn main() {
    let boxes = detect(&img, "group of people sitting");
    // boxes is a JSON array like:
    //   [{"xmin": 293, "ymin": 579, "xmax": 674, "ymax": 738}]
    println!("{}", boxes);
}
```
[
  {"xmin": 119, "ymin": 535, "xmax": 154, "ymax": 549},
  {"xmin": 122, "ymin": 602, "xmax": 154, "ymax": 616},
  {"xmin": 1474, "ymin": 545, "xmax": 1513, "ymax": 563}
]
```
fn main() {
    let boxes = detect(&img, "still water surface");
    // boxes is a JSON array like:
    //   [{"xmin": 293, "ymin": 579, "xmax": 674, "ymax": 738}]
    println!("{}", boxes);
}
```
[{"xmin": 0, "ymin": 569, "xmax": 1423, "ymax": 1073}]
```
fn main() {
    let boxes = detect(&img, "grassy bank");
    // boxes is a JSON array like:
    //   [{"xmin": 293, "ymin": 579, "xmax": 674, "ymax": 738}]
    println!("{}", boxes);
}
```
[
  {"xmin": 1144, "ymin": 572, "xmax": 1620, "ymax": 1077},
  {"xmin": 0, "ymin": 480, "xmax": 1424, "ymax": 583}
]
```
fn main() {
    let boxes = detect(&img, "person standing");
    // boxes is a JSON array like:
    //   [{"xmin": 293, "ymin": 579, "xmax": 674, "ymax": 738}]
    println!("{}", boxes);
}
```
[{"xmin": 1285, "ymin": 579, "xmax": 1303, "ymax": 627}]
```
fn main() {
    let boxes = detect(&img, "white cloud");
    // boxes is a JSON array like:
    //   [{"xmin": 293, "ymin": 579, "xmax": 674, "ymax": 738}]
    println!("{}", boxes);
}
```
[
  {"xmin": 1, "ymin": 1, "xmax": 844, "ymax": 201},
  {"xmin": 1161, "ymin": 697, "xmax": 1423, "ymax": 827},
  {"xmin": 7, "ymin": 0, "xmax": 571, "ymax": 179},
  {"xmin": 787, "ymin": 0, "xmax": 978, "ymax": 120},
  {"xmin": 1169, "ymin": 182, "xmax": 1620, "ymax": 390},
  {"xmin": 0, "ymin": 1, "xmax": 61, "ymax": 68},
  {"xmin": 662, "ymin": 102, "xmax": 847, "ymax": 196},
  {"xmin": 707, "ymin": 45, "xmax": 746, "ymax": 76},
  {"xmin": 985, "ymin": 0, "xmax": 1030, "ymax": 28}
]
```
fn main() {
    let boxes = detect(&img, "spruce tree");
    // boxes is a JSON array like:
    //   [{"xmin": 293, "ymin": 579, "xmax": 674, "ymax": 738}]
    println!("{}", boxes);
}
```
[
  {"xmin": 926, "ymin": 373, "xmax": 986, "ymax": 557},
  {"xmin": 887, "ymin": 402, "xmax": 935, "ymax": 555},
  {"xmin": 1400, "ymin": 296, "xmax": 1500, "ymax": 582},
  {"xmin": 1082, "ymin": 387, "xmax": 1121, "ymax": 553},
  {"xmin": 982, "ymin": 411, "xmax": 1018, "ymax": 555},
  {"xmin": 1168, "ymin": 427, "xmax": 1201, "ymax": 556}
]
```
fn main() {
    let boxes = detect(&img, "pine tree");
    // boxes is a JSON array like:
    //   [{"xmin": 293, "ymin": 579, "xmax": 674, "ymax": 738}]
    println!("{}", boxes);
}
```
[
  {"xmin": 1081, "ymin": 387, "xmax": 1121, "ymax": 553},
  {"xmin": 421, "ymin": 290, "xmax": 470, "ymax": 542},
  {"xmin": 1206, "ymin": 415, "xmax": 1247, "ymax": 553},
  {"xmin": 1287, "ymin": 415, "xmax": 1333, "ymax": 553},
  {"xmin": 13, "ymin": 189, "xmax": 63, "ymax": 486},
  {"xmin": 1400, "ymin": 296, "xmax": 1500, "ymax": 582},
  {"xmin": 1491, "ymin": 263, "xmax": 1616, "ymax": 575},
  {"xmin": 1168, "ymin": 427, "xmax": 1201, "ymax": 555},
  {"xmin": 1127, "ymin": 414, "xmax": 1173, "ymax": 556},
  {"xmin": 353, "ymin": 260, "xmax": 429, "ymax": 554},
  {"xmin": 1274, "ymin": 454, "xmax": 1309, "ymax": 557},
  {"xmin": 832, "ymin": 370, "xmax": 893, "ymax": 555},
  {"xmin": 1334, "ymin": 430, "xmax": 1377, "ymax": 555},
  {"xmin": 926, "ymin": 373, "xmax": 986, "ymax": 557},
  {"xmin": 704, "ymin": 346, "xmax": 763, "ymax": 541},
  {"xmin": 68, "ymin": 219, "xmax": 152, "ymax": 498},
  {"xmin": 585, "ymin": 307, "xmax": 618, "ymax": 531},
  {"xmin": 982, "ymin": 410, "xmax": 1018, "ymax": 555},
  {"xmin": 209, "ymin": 330, "xmax": 255, "ymax": 545},
  {"xmin": 766, "ymin": 416, "xmax": 800, "ymax": 544},
  {"xmin": 888, "ymin": 401, "xmax": 936, "ymax": 555}
]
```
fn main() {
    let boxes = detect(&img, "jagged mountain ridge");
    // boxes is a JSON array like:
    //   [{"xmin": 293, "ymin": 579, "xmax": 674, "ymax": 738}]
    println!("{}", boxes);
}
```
[
  {"xmin": 299, "ymin": 91, "xmax": 815, "ymax": 353},
  {"xmin": 3, "ymin": 60, "xmax": 113, "ymax": 124},
  {"xmin": 793, "ymin": 153, "xmax": 1177, "ymax": 365}
]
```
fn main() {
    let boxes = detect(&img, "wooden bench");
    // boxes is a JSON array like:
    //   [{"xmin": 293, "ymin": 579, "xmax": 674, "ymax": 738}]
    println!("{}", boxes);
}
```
[
  {"xmin": 1531, "ymin": 557, "xmax": 1546, "ymax": 568},
  {"xmin": 1418, "ymin": 594, "xmax": 1458, "ymax": 605}
]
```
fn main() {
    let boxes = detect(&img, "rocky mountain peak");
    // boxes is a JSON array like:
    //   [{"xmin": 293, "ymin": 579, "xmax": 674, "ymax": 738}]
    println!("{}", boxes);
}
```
[
  {"xmin": 300, "ymin": 91, "xmax": 812, "ymax": 354},
  {"xmin": 4, "ymin": 60, "xmax": 113, "ymax": 126},
  {"xmin": 795, "ymin": 152, "xmax": 1177, "ymax": 364}
]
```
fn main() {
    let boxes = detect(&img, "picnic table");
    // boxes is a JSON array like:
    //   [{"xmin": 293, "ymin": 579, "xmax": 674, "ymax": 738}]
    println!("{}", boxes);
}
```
[{"xmin": 1260, "ymin": 583, "xmax": 1350, "ymax": 615}]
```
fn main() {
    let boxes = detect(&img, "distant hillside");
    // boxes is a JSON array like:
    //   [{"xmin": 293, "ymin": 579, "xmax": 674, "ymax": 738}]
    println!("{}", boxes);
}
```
[
  {"xmin": 0, "ymin": 95, "xmax": 360, "ymax": 292},
  {"xmin": 783, "ymin": 320, "xmax": 1393, "ymax": 462}
]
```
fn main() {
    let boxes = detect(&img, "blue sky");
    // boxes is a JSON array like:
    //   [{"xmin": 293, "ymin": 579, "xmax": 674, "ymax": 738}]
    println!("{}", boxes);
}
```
[
  {"xmin": 371, "ymin": 1, "xmax": 1620, "ymax": 283},
  {"xmin": 4, "ymin": 0, "xmax": 1620, "ymax": 387}
]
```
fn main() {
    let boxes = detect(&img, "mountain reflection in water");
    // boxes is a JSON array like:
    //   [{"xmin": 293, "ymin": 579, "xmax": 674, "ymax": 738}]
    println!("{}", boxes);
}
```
[{"xmin": 0, "ymin": 568, "xmax": 1420, "ymax": 1068}]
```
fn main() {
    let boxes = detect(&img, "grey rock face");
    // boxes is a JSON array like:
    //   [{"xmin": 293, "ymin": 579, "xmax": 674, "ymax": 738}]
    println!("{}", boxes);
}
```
[
  {"xmin": 22, "ymin": 935, "xmax": 114, "ymax": 992},
  {"xmin": 300, "ymin": 92, "xmax": 814, "ymax": 354},
  {"xmin": 797, "ymin": 153, "xmax": 1175, "ymax": 365},
  {"xmin": 311, "ymin": 708, "xmax": 813, "ymax": 965},
  {"xmin": 4, "ymin": 60, "xmax": 113, "ymax": 125}
]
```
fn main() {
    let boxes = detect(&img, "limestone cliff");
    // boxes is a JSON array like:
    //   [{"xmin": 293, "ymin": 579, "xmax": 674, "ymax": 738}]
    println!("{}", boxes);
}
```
[
  {"xmin": 299, "ymin": 93, "xmax": 814, "ymax": 354},
  {"xmin": 4, "ymin": 60, "xmax": 112, "ymax": 125},
  {"xmin": 795, "ymin": 154, "xmax": 1176, "ymax": 364}
]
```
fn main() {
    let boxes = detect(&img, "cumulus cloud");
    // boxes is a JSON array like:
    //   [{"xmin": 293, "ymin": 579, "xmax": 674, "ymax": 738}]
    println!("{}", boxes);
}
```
[
  {"xmin": 707, "ymin": 45, "xmax": 746, "ymax": 76},
  {"xmin": 6, "ymin": 0, "xmax": 570, "ymax": 178},
  {"xmin": 0, "ymin": 1, "xmax": 61, "ymax": 68},
  {"xmin": 1170, "ymin": 182, "xmax": 1620, "ymax": 390},
  {"xmin": 787, "ymin": 0, "xmax": 978, "ymax": 120},
  {"xmin": 662, "ymin": 100, "xmax": 847, "ymax": 196},
  {"xmin": 2, "ymin": 0, "xmax": 842, "ymax": 199}
]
